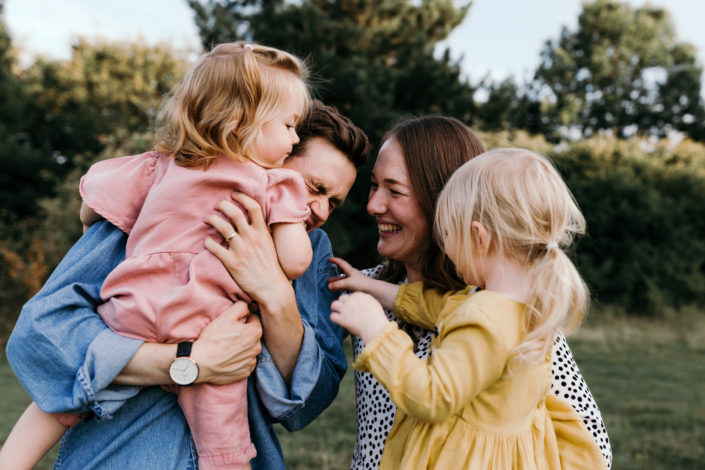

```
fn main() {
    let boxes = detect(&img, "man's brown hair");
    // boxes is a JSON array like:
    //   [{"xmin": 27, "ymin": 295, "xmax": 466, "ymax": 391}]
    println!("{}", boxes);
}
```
[{"xmin": 292, "ymin": 100, "xmax": 369, "ymax": 168}]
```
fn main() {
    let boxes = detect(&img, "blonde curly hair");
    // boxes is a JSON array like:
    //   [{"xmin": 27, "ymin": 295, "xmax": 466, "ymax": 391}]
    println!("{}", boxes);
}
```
[{"xmin": 155, "ymin": 42, "xmax": 310, "ymax": 168}]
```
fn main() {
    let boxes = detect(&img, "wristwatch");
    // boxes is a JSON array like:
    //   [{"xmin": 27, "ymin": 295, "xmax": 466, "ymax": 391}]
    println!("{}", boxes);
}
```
[{"xmin": 169, "ymin": 342, "xmax": 199, "ymax": 385}]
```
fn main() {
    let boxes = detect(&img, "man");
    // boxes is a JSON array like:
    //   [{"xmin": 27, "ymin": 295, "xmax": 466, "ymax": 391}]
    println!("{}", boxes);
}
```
[{"xmin": 6, "ymin": 101, "xmax": 369, "ymax": 469}]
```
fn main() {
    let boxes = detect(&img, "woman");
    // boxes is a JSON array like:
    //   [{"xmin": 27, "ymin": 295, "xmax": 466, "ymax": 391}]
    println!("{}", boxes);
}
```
[
  {"xmin": 327, "ymin": 115, "xmax": 612, "ymax": 469},
  {"xmin": 5, "ymin": 101, "xmax": 369, "ymax": 470}
]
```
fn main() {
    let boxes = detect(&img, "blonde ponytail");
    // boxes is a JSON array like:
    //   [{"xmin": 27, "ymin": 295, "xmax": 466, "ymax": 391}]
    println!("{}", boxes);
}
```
[
  {"xmin": 516, "ymin": 242, "xmax": 588, "ymax": 364},
  {"xmin": 435, "ymin": 148, "xmax": 589, "ymax": 365}
]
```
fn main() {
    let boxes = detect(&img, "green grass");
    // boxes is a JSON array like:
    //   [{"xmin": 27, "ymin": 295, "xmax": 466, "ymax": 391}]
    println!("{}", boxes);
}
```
[
  {"xmin": 567, "ymin": 315, "xmax": 705, "ymax": 469},
  {"xmin": 2, "ymin": 321, "xmax": 704, "ymax": 469},
  {"xmin": 0, "ymin": 359, "xmax": 59, "ymax": 468}
]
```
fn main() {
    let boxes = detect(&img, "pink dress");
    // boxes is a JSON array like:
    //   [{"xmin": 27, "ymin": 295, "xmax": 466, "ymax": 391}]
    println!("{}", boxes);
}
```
[{"xmin": 79, "ymin": 151, "xmax": 310, "ymax": 469}]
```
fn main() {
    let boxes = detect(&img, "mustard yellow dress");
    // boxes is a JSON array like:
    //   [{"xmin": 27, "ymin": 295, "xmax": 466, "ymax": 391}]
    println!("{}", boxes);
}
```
[{"xmin": 353, "ymin": 284, "xmax": 607, "ymax": 470}]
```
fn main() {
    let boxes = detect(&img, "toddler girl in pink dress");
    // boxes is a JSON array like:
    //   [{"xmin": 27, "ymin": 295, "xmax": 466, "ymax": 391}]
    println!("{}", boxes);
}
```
[{"xmin": 3, "ymin": 41, "xmax": 312, "ymax": 470}]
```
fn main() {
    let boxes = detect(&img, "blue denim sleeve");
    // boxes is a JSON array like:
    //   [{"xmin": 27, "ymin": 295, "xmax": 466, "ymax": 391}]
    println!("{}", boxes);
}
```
[
  {"xmin": 6, "ymin": 220, "xmax": 143, "ymax": 419},
  {"xmin": 254, "ymin": 228, "xmax": 347, "ymax": 431}
]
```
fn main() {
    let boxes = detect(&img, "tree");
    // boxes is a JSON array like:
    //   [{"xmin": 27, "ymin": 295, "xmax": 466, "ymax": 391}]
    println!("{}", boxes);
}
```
[
  {"xmin": 187, "ymin": 0, "xmax": 479, "ymax": 265},
  {"xmin": 21, "ymin": 40, "xmax": 188, "ymax": 170},
  {"xmin": 0, "ymin": 2, "xmax": 55, "ymax": 220},
  {"xmin": 533, "ymin": 0, "xmax": 705, "ymax": 141},
  {"xmin": 476, "ymin": 78, "xmax": 545, "ymax": 134},
  {"xmin": 0, "ymin": 30, "xmax": 188, "ymax": 336},
  {"xmin": 0, "ymin": 37, "xmax": 187, "ymax": 220}
]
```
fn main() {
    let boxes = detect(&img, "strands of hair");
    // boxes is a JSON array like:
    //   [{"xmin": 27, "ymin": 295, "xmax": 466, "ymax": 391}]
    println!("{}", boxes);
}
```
[
  {"xmin": 155, "ymin": 42, "xmax": 310, "ymax": 169},
  {"xmin": 435, "ymin": 148, "xmax": 588, "ymax": 366}
]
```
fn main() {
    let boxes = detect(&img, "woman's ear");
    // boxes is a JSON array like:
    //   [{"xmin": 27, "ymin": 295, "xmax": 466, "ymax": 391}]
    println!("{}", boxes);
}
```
[{"xmin": 471, "ymin": 221, "xmax": 489, "ymax": 255}]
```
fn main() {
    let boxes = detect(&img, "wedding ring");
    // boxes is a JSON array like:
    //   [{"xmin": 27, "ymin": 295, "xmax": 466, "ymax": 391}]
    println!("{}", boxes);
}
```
[{"xmin": 225, "ymin": 232, "xmax": 236, "ymax": 243}]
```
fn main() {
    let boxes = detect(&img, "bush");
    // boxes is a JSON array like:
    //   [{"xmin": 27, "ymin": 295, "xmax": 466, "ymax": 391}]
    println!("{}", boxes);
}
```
[
  {"xmin": 551, "ymin": 137, "xmax": 705, "ymax": 314},
  {"xmin": 0, "ymin": 132, "xmax": 155, "ymax": 347},
  {"xmin": 476, "ymin": 131, "xmax": 705, "ymax": 315}
]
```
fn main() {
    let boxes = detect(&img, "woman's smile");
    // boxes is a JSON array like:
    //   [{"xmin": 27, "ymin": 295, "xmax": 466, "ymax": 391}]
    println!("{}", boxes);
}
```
[
  {"xmin": 367, "ymin": 138, "xmax": 429, "ymax": 275},
  {"xmin": 377, "ymin": 222, "xmax": 402, "ymax": 234}
]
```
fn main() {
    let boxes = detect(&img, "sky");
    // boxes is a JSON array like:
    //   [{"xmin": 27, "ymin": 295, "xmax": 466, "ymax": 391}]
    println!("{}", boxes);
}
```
[{"xmin": 4, "ymin": 0, "xmax": 705, "ymax": 89}]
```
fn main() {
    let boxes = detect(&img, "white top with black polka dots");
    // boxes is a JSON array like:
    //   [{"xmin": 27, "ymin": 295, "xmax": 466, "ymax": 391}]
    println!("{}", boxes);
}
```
[{"xmin": 350, "ymin": 265, "xmax": 612, "ymax": 470}]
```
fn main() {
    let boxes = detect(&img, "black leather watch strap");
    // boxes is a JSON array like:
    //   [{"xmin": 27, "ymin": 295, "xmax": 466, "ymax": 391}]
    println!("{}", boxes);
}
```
[{"xmin": 176, "ymin": 341, "xmax": 193, "ymax": 358}]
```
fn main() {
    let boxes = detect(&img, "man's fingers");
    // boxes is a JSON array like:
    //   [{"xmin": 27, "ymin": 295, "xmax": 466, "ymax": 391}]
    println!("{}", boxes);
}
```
[
  {"xmin": 222, "ymin": 301, "xmax": 250, "ymax": 321},
  {"xmin": 232, "ymin": 192, "xmax": 267, "ymax": 229},
  {"xmin": 204, "ymin": 214, "xmax": 236, "ymax": 241},
  {"xmin": 204, "ymin": 237, "xmax": 232, "ymax": 261},
  {"xmin": 215, "ymin": 199, "xmax": 250, "ymax": 233}
]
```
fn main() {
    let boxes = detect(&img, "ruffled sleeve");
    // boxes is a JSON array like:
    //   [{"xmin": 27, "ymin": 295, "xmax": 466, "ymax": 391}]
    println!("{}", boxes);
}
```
[
  {"xmin": 79, "ymin": 151, "xmax": 161, "ymax": 234},
  {"xmin": 354, "ymin": 300, "xmax": 510, "ymax": 424},
  {"xmin": 394, "ymin": 282, "xmax": 474, "ymax": 330},
  {"xmin": 262, "ymin": 168, "xmax": 311, "ymax": 225}
]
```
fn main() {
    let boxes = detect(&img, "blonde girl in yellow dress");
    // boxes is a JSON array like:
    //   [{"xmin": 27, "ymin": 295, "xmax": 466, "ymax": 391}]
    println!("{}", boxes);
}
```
[{"xmin": 330, "ymin": 148, "xmax": 607, "ymax": 469}]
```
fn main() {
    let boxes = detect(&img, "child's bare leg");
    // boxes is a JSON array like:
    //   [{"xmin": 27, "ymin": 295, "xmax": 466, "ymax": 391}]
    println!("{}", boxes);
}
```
[{"xmin": 0, "ymin": 402, "xmax": 67, "ymax": 470}]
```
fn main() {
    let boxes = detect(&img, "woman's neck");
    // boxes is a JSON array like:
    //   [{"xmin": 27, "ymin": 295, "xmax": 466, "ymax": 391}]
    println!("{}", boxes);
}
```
[{"xmin": 404, "ymin": 264, "xmax": 424, "ymax": 283}]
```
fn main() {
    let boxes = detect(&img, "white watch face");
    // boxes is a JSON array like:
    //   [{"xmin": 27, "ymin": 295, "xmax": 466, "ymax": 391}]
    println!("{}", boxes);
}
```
[{"xmin": 169, "ymin": 357, "xmax": 199, "ymax": 385}]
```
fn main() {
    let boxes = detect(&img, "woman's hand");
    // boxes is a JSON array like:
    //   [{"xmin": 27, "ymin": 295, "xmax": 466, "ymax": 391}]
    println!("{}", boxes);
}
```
[
  {"xmin": 330, "ymin": 292, "xmax": 389, "ymax": 344},
  {"xmin": 192, "ymin": 301, "xmax": 262, "ymax": 385}
]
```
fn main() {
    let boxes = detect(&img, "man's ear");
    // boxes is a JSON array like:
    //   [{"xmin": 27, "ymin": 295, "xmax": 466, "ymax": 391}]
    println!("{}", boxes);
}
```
[{"xmin": 471, "ymin": 221, "xmax": 489, "ymax": 255}]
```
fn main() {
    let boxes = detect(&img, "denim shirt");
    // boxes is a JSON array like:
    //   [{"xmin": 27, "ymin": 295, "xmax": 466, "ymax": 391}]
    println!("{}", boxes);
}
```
[{"xmin": 6, "ymin": 220, "xmax": 347, "ymax": 469}]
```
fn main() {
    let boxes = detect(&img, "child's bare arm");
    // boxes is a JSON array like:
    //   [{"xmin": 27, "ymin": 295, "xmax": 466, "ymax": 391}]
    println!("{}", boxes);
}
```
[
  {"xmin": 271, "ymin": 222, "xmax": 313, "ymax": 280},
  {"xmin": 0, "ymin": 402, "xmax": 66, "ymax": 470},
  {"xmin": 79, "ymin": 202, "xmax": 103, "ymax": 233},
  {"xmin": 328, "ymin": 257, "xmax": 400, "ymax": 311}
]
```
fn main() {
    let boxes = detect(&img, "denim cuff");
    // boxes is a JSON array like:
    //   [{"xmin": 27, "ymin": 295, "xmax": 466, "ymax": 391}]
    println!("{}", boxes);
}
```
[
  {"xmin": 76, "ymin": 329, "xmax": 143, "ymax": 419},
  {"xmin": 254, "ymin": 320, "xmax": 321, "ymax": 420}
]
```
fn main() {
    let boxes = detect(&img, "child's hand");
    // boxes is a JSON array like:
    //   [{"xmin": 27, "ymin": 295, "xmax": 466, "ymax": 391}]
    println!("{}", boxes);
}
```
[
  {"xmin": 330, "ymin": 292, "xmax": 389, "ymax": 344},
  {"xmin": 329, "ymin": 257, "xmax": 400, "ymax": 311},
  {"xmin": 328, "ymin": 257, "xmax": 370, "ymax": 293}
]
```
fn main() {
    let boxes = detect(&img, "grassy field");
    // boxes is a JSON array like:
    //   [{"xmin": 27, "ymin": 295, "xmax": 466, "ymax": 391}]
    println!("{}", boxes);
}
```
[{"xmin": 2, "ymin": 316, "xmax": 704, "ymax": 469}]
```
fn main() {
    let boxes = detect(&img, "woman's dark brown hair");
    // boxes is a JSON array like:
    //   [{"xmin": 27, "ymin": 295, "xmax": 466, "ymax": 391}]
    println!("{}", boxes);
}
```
[{"xmin": 379, "ymin": 115, "xmax": 485, "ymax": 291}]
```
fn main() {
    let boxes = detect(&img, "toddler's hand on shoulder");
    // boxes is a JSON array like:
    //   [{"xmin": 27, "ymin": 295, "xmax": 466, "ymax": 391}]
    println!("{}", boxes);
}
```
[{"xmin": 327, "ymin": 257, "xmax": 368, "ymax": 292}]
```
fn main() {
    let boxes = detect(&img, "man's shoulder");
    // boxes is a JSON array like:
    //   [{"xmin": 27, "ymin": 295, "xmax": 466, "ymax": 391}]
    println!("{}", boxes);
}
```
[{"xmin": 308, "ymin": 228, "xmax": 331, "ymax": 250}]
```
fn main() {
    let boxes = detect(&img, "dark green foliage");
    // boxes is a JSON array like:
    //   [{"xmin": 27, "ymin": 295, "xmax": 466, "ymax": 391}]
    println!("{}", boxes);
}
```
[
  {"xmin": 476, "ymin": 78, "xmax": 545, "ymax": 134},
  {"xmin": 0, "ymin": 36, "xmax": 187, "ymax": 222},
  {"xmin": 551, "ymin": 139, "xmax": 705, "ymax": 313},
  {"xmin": 0, "ymin": 2, "xmax": 60, "ymax": 219},
  {"xmin": 533, "ymin": 0, "xmax": 705, "ymax": 142}
]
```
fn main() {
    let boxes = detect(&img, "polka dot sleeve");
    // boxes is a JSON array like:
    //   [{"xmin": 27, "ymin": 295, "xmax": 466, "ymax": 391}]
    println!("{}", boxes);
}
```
[{"xmin": 551, "ymin": 333, "xmax": 612, "ymax": 468}]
